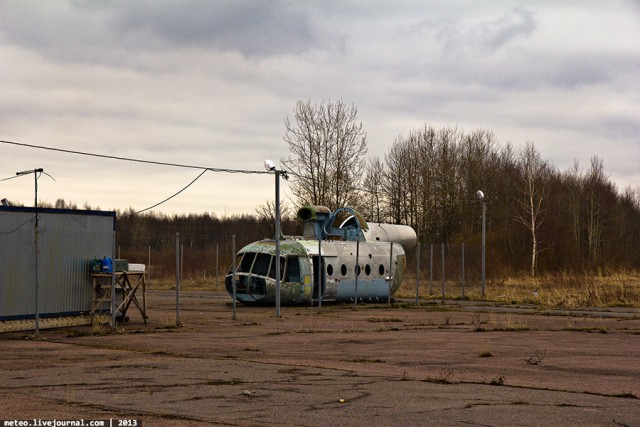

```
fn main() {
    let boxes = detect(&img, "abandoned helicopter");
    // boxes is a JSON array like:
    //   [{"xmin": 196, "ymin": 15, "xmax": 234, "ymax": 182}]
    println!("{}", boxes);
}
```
[{"xmin": 225, "ymin": 205, "xmax": 416, "ymax": 304}]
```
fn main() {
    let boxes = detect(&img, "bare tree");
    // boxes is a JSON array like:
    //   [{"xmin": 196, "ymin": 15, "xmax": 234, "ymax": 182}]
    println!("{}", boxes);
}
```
[
  {"xmin": 383, "ymin": 135, "xmax": 412, "ymax": 224},
  {"xmin": 515, "ymin": 143, "xmax": 550, "ymax": 277},
  {"xmin": 362, "ymin": 156, "xmax": 385, "ymax": 223},
  {"xmin": 282, "ymin": 100, "xmax": 367, "ymax": 209},
  {"xmin": 584, "ymin": 157, "xmax": 608, "ymax": 265},
  {"xmin": 255, "ymin": 199, "xmax": 291, "ymax": 237}
]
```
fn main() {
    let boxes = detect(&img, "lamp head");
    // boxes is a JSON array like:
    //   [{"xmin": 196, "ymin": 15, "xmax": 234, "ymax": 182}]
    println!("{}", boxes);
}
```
[
  {"xmin": 476, "ymin": 190, "xmax": 485, "ymax": 200},
  {"xmin": 264, "ymin": 159, "xmax": 276, "ymax": 172}
]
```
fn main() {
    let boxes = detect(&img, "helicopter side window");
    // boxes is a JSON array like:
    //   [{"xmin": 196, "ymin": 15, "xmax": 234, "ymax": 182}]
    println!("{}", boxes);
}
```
[
  {"xmin": 252, "ymin": 253, "xmax": 271, "ymax": 277},
  {"xmin": 268, "ymin": 256, "xmax": 285, "ymax": 279},
  {"xmin": 239, "ymin": 253, "xmax": 256, "ymax": 273},
  {"xmin": 285, "ymin": 256, "xmax": 301, "ymax": 282}
]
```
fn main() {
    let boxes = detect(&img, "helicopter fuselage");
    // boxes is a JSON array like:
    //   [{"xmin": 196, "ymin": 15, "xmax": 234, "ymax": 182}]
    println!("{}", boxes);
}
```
[{"xmin": 225, "ymin": 237, "xmax": 406, "ymax": 304}]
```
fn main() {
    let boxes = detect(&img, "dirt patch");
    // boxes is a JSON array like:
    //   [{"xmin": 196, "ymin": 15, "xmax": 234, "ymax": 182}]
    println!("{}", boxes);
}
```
[{"xmin": 1, "ymin": 290, "xmax": 639, "ymax": 426}]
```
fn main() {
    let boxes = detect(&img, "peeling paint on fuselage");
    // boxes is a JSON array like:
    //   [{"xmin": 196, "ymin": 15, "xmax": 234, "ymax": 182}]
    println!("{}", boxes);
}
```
[{"xmin": 225, "ymin": 238, "xmax": 406, "ymax": 305}]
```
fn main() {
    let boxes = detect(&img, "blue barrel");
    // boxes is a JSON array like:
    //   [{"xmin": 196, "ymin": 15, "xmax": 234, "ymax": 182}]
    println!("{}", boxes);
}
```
[{"xmin": 101, "ymin": 257, "xmax": 113, "ymax": 273}]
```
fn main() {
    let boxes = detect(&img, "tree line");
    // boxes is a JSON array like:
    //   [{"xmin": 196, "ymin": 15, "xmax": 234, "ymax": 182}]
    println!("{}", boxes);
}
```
[
  {"xmin": 282, "ymin": 101, "xmax": 640, "ymax": 276},
  {"xmin": 360, "ymin": 126, "xmax": 639, "ymax": 275},
  {"xmin": 16, "ymin": 99, "xmax": 640, "ymax": 278}
]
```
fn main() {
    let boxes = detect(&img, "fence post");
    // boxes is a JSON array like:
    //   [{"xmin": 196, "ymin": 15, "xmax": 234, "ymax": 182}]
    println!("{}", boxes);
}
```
[
  {"xmin": 215, "ymin": 243, "xmax": 219, "ymax": 291},
  {"xmin": 354, "ymin": 237, "xmax": 360, "ymax": 309},
  {"xmin": 387, "ymin": 241, "xmax": 393, "ymax": 306},
  {"xmin": 441, "ymin": 243, "xmax": 445, "ymax": 303},
  {"xmin": 415, "ymin": 243, "xmax": 420, "ymax": 304},
  {"xmin": 318, "ymin": 238, "xmax": 322, "ymax": 308},
  {"xmin": 175, "ymin": 232, "xmax": 181, "ymax": 326},
  {"xmin": 429, "ymin": 244, "xmax": 433, "ymax": 295},
  {"xmin": 111, "ymin": 230, "xmax": 116, "ymax": 331},
  {"xmin": 232, "ymin": 234, "xmax": 237, "ymax": 320},
  {"xmin": 461, "ymin": 243, "xmax": 465, "ymax": 299}
]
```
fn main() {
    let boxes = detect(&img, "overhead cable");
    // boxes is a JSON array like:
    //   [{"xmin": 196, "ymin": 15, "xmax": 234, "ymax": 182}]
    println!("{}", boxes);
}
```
[
  {"xmin": 135, "ymin": 169, "xmax": 208, "ymax": 214},
  {"xmin": 0, "ymin": 139, "xmax": 271, "ymax": 175}
]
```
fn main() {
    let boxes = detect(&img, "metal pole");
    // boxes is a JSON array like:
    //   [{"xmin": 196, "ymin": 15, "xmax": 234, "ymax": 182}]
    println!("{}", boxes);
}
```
[
  {"xmin": 441, "ymin": 243, "xmax": 445, "ymax": 304},
  {"xmin": 215, "ymin": 243, "xmax": 219, "ymax": 291},
  {"xmin": 34, "ymin": 170, "xmax": 40, "ymax": 337},
  {"xmin": 275, "ymin": 171, "xmax": 281, "ymax": 317},
  {"xmin": 232, "ymin": 234, "xmax": 237, "ymax": 320},
  {"xmin": 429, "ymin": 243, "xmax": 433, "ymax": 295},
  {"xmin": 387, "ymin": 241, "xmax": 393, "ymax": 306},
  {"xmin": 111, "ymin": 230, "xmax": 116, "ymax": 331},
  {"xmin": 354, "ymin": 236, "xmax": 360, "ymax": 308},
  {"xmin": 318, "ymin": 238, "xmax": 322, "ymax": 308},
  {"xmin": 481, "ymin": 199, "xmax": 486, "ymax": 299},
  {"xmin": 415, "ymin": 243, "xmax": 420, "ymax": 304},
  {"xmin": 16, "ymin": 168, "xmax": 44, "ymax": 336},
  {"xmin": 175, "ymin": 232, "xmax": 181, "ymax": 326},
  {"xmin": 461, "ymin": 243, "xmax": 465, "ymax": 299},
  {"xmin": 148, "ymin": 245, "xmax": 151, "ymax": 288}
]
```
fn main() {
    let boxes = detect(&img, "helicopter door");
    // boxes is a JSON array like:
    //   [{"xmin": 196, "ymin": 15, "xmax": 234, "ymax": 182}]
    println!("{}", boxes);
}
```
[{"xmin": 311, "ymin": 256, "xmax": 325, "ymax": 300}]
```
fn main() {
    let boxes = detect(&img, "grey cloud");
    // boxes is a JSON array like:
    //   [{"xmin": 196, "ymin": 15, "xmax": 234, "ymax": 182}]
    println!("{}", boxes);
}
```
[
  {"xmin": 111, "ymin": 0, "xmax": 330, "ymax": 56},
  {"xmin": 0, "ymin": 0, "xmax": 333, "ymax": 64},
  {"xmin": 439, "ymin": 7, "xmax": 537, "ymax": 55}
]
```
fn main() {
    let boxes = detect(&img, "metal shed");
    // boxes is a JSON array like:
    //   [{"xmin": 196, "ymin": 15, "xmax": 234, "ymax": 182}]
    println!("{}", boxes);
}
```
[{"xmin": 0, "ymin": 206, "xmax": 115, "ymax": 332}]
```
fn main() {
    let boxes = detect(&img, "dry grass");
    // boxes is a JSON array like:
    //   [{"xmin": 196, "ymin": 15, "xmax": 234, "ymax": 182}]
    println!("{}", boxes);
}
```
[
  {"xmin": 148, "ymin": 270, "xmax": 640, "ymax": 309},
  {"xmin": 147, "ymin": 273, "xmax": 224, "ymax": 291},
  {"xmin": 398, "ymin": 271, "xmax": 640, "ymax": 308}
]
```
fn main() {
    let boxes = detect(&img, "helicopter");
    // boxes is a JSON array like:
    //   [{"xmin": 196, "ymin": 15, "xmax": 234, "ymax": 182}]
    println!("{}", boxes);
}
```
[{"xmin": 225, "ymin": 205, "xmax": 416, "ymax": 304}]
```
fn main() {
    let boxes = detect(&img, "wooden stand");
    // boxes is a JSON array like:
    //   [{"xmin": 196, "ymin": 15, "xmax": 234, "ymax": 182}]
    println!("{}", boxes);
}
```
[{"xmin": 91, "ymin": 272, "xmax": 148, "ymax": 324}]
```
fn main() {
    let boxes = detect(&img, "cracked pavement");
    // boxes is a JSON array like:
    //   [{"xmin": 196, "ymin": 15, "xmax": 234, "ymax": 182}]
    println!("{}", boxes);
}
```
[{"xmin": 1, "ymin": 290, "xmax": 639, "ymax": 426}]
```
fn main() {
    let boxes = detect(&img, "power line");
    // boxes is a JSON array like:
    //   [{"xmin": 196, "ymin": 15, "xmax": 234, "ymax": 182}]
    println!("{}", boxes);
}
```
[
  {"xmin": 135, "ymin": 169, "xmax": 208, "ymax": 214},
  {"xmin": 0, "ymin": 215, "xmax": 35, "ymax": 234},
  {"xmin": 1, "ymin": 138, "xmax": 281, "ymax": 213},
  {"xmin": 0, "ymin": 139, "xmax": 271, "ymax": 175},
  {"xmin": 0, "ymin": 174, "xmax": 24, "ymax": 182}
]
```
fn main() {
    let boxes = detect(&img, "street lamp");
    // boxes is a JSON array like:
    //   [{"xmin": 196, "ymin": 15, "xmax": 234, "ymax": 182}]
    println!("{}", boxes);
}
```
[
  {"xmin": 476, "ymin": 190, "xmax": 486, "ymax": 299},
  {"xmin": 264, "ymin": 160, "xmax": 287, "ymax": 317},
  {"xmin": 16, "ymin": 168, "xmax": 44, "ymax": 337}
]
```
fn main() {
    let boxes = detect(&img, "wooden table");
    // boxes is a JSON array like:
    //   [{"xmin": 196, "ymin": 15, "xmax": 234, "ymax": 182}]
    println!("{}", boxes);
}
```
[{"xmin": 91, "ymin": 272, "xmax": 148, "ymax": 324}]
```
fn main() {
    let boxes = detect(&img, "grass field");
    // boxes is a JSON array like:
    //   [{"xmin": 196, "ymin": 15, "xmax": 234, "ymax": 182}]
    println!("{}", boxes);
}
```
[{"xmin": 147, "ymin": 271, "xmax": 640, "ymax": 308}]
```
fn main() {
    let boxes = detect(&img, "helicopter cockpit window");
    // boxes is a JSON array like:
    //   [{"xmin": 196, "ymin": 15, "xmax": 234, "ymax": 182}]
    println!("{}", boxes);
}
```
[
  {"xmin": 285, "ymin": 256, "xmax": 301, "ymax": 282},
  {"xmin": 228, "ymin": 254, "xmax": 243, "ymax": 274},
  {"xmin": 252, "ymin": 253, "xmax": 271, "ymax": 277},
  {"xmin": 268, "ymin": 256, "xmax": 285, "ymax": 279},
  {"xmin": 239, "ymin": 253, "xmax": 256, "ymax": 273}
]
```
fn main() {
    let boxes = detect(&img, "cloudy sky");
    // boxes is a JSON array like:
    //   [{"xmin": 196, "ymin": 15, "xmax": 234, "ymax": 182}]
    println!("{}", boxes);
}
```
[{"xmin": 1, "ymin": 1, "xmax": 638, "ymax": 216}]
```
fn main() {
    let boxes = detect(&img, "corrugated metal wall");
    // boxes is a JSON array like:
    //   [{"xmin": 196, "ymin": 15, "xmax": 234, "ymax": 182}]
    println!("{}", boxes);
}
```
[{"xmin": 0, "ymin": 207, "xmax": 115, "ymax": 320}]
